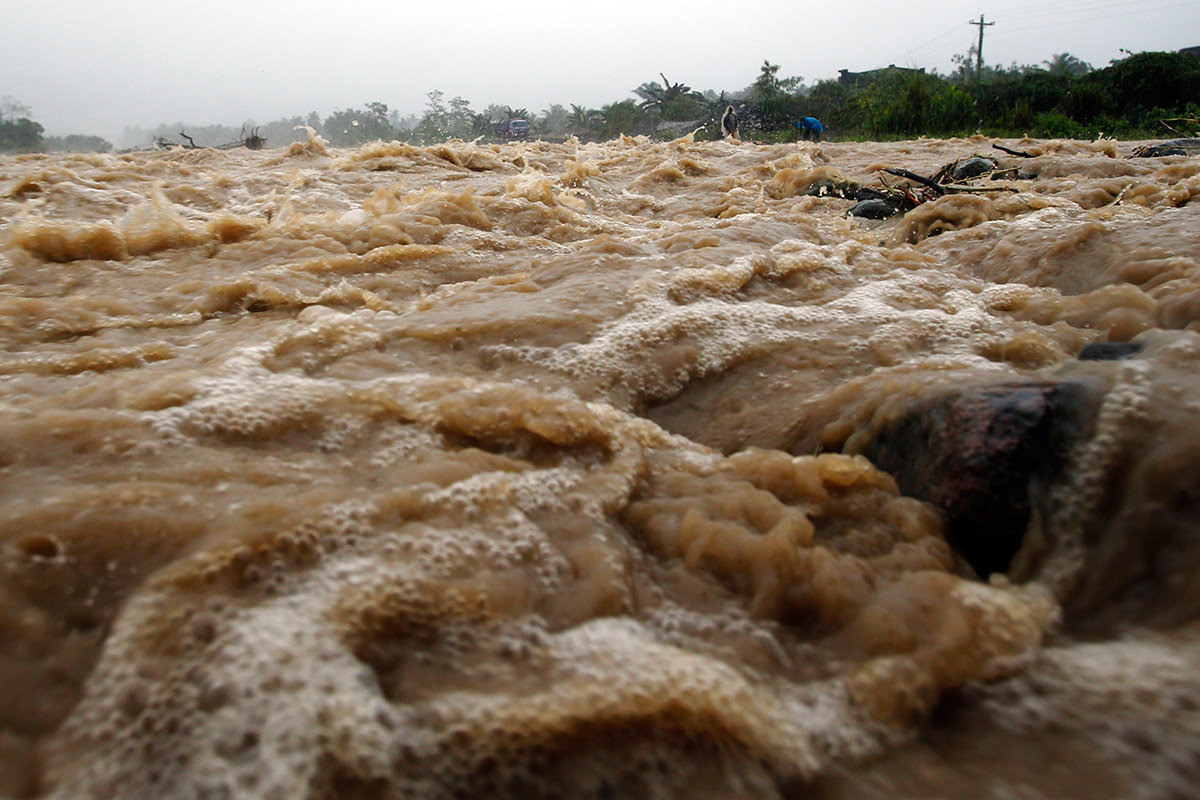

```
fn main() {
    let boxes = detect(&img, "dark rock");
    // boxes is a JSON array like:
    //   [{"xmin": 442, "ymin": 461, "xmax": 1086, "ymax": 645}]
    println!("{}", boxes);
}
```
[
  {"xmin": 1132, "ymin": 145, "xmax": 1187, "ymax": 158},
  {"xmin": 802, "ymin": 176, "xmax": 860, "ymax": 199},
  {"xmin": 950, "ymin": 157, "xmax": 998, "ymax": 181},
  {"xmin": 855, "ymin": 187, "xmax": 893, "ymax": 202},
  {"xmin": 1078, "ymin": 341, "xmax": 1144, "ymax": 361},
  {"xmin": 849, "ymin": 188, "xmax": 905, "ymax": 219},
  {"xmin": 862, "ymin": 382, "xmax": 1102, "ymax": 577},
  {"xmin": 848, "ymin": 198, "xmax": 901, "ymax": 219}
]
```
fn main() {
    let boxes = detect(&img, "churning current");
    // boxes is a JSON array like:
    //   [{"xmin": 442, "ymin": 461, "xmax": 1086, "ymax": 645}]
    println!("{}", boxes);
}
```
[{"xmin": 2, "ymin": 131, "xmax": 1200, "ymax": 799}]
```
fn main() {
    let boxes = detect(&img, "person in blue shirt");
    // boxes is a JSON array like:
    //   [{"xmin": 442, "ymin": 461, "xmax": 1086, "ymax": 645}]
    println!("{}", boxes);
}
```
[{"xmin": 797, "ymin": 116, "xmax": 824, "ymax": 142}]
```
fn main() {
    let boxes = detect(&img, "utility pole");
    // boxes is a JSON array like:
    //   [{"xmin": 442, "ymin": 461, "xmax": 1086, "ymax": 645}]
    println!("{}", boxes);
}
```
[{"xmin": 970, "ymin": 15, "xmax": 995, "ymax": 76}]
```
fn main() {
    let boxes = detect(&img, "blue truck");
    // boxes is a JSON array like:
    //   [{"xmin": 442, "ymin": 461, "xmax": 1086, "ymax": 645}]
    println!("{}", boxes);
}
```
[{"xmin": 493, "ymin": 118, "xmax": 531, "ymax": 141}]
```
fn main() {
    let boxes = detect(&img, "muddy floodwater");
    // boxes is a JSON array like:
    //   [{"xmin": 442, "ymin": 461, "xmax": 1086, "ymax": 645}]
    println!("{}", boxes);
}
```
[{"xmin": 2, "ymin": 131, "xmax": 1200, "ymax": 799}]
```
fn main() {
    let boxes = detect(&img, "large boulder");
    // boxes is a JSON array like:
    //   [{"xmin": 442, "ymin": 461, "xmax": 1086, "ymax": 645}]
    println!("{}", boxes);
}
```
[
  {"xmin": 862, "ymin": 381, "xmax": 1103, "ymax": 577},
  {"xmin": 950, "ymin": 156, "xmax": 999, "ymax": 181}
]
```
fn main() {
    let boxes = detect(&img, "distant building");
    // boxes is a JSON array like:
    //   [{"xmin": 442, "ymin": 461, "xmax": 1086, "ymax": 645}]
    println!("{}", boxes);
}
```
[
  {"xmin": 838, "ymin": 65, "xmax": 926, "ymax": 89},
  {"xmin": 1180, "ymin": 46, "xmax": 1200, "ymax": 60}
]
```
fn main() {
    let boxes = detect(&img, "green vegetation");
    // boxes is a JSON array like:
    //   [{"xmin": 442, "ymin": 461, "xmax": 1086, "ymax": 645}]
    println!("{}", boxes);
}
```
[
  {"xmin": 0, "ymin": 117, "xmax": 47, "ymax": 153},
  {"xmin": 3, "ymin": 50, "xmax": 1198, "ymax": 154},
  {"xmin": 810, "ymin": 51, "xmax": 1199, "ymax": 141},
  {"xmin": 43, "ymin": 134, "xmax": 113, "ymax": 153},
  {"xmin": 1, "ymin": 96, "xmax": 54, "ymax": 153}
]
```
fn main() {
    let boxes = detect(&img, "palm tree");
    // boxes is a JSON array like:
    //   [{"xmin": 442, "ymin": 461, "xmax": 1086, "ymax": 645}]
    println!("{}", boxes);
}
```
[
  {"xmin": 633, "ymin": 73, "xmax": 698, "ymax": 113},
  {"xmin": 540, "ymin": 104, "xmax": 570, "ymax": 136},
  {"xmin": 484, "ymin": 104, "xmax": 515, "ymax": 123},
  {"xmin": 568, "ymin": 104, "xmax": 603, "ymax": 137},
  {"xmin": 1043, "ymin": 53, "xmax": 1093, "ymax": 77}
]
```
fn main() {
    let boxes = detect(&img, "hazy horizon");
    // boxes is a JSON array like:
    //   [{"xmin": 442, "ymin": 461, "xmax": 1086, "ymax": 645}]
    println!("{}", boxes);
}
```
[{"xmin": 7, "ymin": 0, "xmax": 1200, "ymax": 146}]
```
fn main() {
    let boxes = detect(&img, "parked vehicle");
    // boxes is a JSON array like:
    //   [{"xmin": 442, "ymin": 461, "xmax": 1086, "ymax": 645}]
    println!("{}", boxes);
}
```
[{"xmin": 493, "ymin": 118, "xmax": 530, "ymax": 140}]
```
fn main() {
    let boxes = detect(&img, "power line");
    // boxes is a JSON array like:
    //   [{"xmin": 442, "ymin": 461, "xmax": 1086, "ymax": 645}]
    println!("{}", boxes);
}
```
[
  {"xmin": 989, "ymin": 0, "xmax": 1197, "ymax": 25},
  {"xmin": 900, "ymin": 24, "xmax": 970, "ymax": 60},
  {"xmin": 987, "ymin": 0, "xmax": 1171, "ymax": 22},
  {"xmin": 999, "ymin": 0, "xmax": 1200, "ymax": 34}
]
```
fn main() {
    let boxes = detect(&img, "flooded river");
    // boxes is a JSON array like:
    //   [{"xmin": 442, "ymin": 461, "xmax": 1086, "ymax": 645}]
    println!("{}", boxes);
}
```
[{"xmin": 2, "ymin": 131, "xmax": 1199, "ymax": 799}]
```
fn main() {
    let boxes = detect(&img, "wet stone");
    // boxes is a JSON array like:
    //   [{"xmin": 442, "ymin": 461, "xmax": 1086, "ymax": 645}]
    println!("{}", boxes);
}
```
[
  {"xmin": 847, "ymin": 187, "xmax": 904, "ymax": 219},
  {"xmin": 950, "ymin": 157, "xmax": 999, "ymax": 181},
  {"xmin": 1131, "ymin": 146, "xmax": 1188, "ymax": 158},
  {"xmin": 1078, "ymin": 341, "xmax": 1144, "ymax": 361},
  {"xmin": 862, "ymin": 381, "xmax": 1103, "ymax": 577},
  {"xmin": 848, "ymin": 198, "xmax": 902, "ymax": 220}
]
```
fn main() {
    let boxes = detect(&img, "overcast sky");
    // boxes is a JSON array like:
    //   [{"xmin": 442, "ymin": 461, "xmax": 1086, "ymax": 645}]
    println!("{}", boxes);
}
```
[{"xmin": 6, "ymin": 0, "xmax": 1199, "ymax": 144}]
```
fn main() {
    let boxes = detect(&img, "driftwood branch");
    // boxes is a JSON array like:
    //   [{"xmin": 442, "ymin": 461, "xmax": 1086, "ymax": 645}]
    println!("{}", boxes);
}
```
[
  {"xmin": 930, "ymin": 160, "xmax": 956, "ymax": 185},
  {"xmin": 178, "ymin": 131, "xmax": 197, "ymax": 149},
  {"xmin": 992, "ymin": 143, "xmax": 1035, "ymax": 158},
  {"xmin": 1107, "ymin": 183, "xmax": 1133, "ymax": 206},
  {"xmin": 1158, "ymin": 118, "xmax": 1185, "ymax": 136},
  {"xmin": 944, "ymin": 185, "xmax": 1019, "ymax": 194},
  {"xmin": 882, "ymin": 168, "xmax": 945, "ymax": 196}
]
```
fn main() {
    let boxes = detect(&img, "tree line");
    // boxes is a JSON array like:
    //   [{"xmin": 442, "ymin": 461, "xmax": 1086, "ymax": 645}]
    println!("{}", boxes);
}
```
[{"xmin": 3, "ymin": 50, "xmax": 1198, "ymax": 154}]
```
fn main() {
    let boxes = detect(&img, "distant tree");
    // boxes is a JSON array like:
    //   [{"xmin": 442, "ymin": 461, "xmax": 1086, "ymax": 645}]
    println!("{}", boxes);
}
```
[
  {"xmin": 0, "ymin": 96, "xmax": 43, "ymax": 152},
  {"xmin": 633, "ymin": 80, "xmax": 665, "ymax": 109},
  {"xmin": 413, "ymin": 90, "xmax": 451, "ymax": 143},
  {"xmin": 697, "ymin": 90, "xmax": 731, "ymax": 119},
  {"xmin": 949, "ymin": 46, "xmax": 1007, "ymax": 84},
  {"xmin": 445, "ymin": 96, "xmax": 476, "ymax": 138},
  {"xmin": 968, "ymin": 68, "xmax": 1074, "ymax": 128},
  {"xmin": 142, "ymin": 122, "xmax": 241, "ymax": 147},
  {"xmin": 567, "ymin": 104, "xmax": 603, "ymax": 137},
  {"xmin": 257, "ymin": 115, "xmax": 310, "ymax": 146},
  {"xmin": 391, "ymin": 111, "xmax": 421, "ymax": 133},
  {"xmin": 469, "ymin": 112, "xmax": 495, "ymax": 138},
  {"xmin": 539, "ymin": 104, "xmax": 570, "ymax": 136},
  {"xmin": 598, "ymin": 100, "xmax": 655, "ymax": 138},
  {"xmin": 847, "ymin": 70, "xmax": 974, "ymax": 137},
  {"xmin": 752, "ymin": 61, "xmax": 802, "ymax": 100},
  {"xmin": 483, "ymin": 104, "xmax": 515, "ymax": 122},
  {"xmin": 1, "ymin": 96, "xmax": 32, "ymax": 123},
  {"xmin": 43, "ymin": 134, "xmax": 113, "ymax": 153},
  {"xmin": 366, "ymin": 102, "xmax": 390, "ymax": 125},
  {"xmin": 633, "ymin": 74, "xmax": 705, "ymax": 120},
  {"xmin": 0, "ymin": 116, "xmax": 44, "ymax": 152},
  {"xmin": 805, "ymin": 79, "xmax": 851, "ymax": 132},
  {"xmin": 1044, "ymin": 53, "xmax": 1093, "ymax": 77},
  {"xmin": 751, "ymin": 61, "xmax": 803, "ymax": 130},
  {"xmin": 323, "ymin": 102, "xmax": 394, "ymax": 146},
  {"xmin": 1086, "ymin": 51, "xmax": 1200, "ymax": 114}
]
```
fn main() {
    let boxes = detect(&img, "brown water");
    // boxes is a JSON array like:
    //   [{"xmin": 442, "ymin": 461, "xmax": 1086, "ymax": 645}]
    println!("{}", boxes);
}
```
[{"xmin": 1, "ymin": 132, "xmax": 1199, "ymax": 799}]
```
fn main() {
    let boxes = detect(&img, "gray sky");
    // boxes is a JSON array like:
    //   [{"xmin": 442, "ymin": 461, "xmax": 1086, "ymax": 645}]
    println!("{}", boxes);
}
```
[{"xmin": 6, "ymin": 0, "xmax": 1200, "ymax": 144}]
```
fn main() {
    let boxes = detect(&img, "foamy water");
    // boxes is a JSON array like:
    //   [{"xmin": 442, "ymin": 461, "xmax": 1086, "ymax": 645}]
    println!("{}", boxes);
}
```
[{"xmin": 2, "ymin": 131, "xmax": 1199, "ymax": 799}]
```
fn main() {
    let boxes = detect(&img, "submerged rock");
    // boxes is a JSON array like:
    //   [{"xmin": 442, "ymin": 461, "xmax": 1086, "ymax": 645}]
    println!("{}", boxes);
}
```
[
  {"xmin": 1131, "ymin": 145, "xmax": 1188, "ymax": 158},
  {"xmin": 847, "ymin": 187, "xmax": 905, "ymax": 219},
  {"xmin": 1078, "ymin": 341, "xmax": 1144, "ymax": 361},
  {"xmin": 847, "ymin": 198, "xmax": 901, "ymax": 219},
  {"xmin": 862, "ymin": 381, "xmax": 1103, "ymax": 577},
  {"xmin": 950, "ymin": 156, "xmax": 999, "ymax": 181}
]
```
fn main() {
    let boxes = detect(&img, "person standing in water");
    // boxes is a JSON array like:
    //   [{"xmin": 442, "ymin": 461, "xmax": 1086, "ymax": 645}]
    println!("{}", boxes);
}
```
[
  {"xmin": 797, "ymin": 116, "xmax": 824, "ymax": 142},
  {"xmin": 720, "ymin": 106, "xmax": 740, "ymax": 141}
]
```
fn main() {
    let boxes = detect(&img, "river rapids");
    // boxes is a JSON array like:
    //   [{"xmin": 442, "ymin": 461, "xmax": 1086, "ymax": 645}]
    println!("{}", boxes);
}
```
[{"xmin": 2, "ymin": 131, "xmax": 1200, "ymax": 799}]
